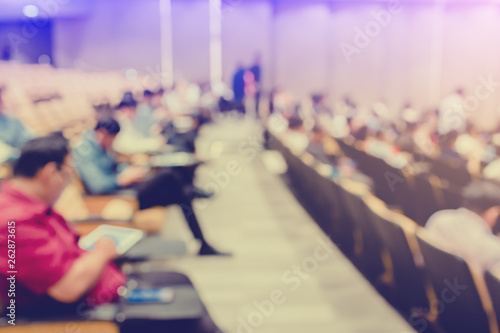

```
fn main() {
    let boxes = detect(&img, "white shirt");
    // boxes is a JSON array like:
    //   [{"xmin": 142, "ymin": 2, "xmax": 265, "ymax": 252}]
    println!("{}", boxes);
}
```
[
  {"xmin": 439, "ymin": 93, "xmax": 466, "ymax": 134},
  {"xmin": 113, "ymin": 117, "xmax": 162, "ymax": 154},
  {"xmin": 426, "ymin": 208, "xmax": 500, "ymax": 270},
  {"xmin": 484, "ymin": 158, "xmax": 500, "ymax": 181}
]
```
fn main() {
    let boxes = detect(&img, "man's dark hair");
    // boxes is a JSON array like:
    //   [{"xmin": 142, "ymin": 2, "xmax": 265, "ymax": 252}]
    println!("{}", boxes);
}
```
[
  {"xmin": 143, "ymin": 90, "xmax": 154, "ymax": 97},
  {"xmin": 288, "ymin": 115, "xmax": 303, "ymax": 130},
  {"xmin": 116, "ymin": 92, "xmax": 137, "ymax": 109},
  {"xmin": 13, "ymin": 135, "xmax": 69, "ymax": 178},
  {"xmin": 463, "ymin": 180, "xmax": 500, "ymax": 213},
  {"xmin": 95, "ymin": 117, "xmax": 121, "ymax": 135}
]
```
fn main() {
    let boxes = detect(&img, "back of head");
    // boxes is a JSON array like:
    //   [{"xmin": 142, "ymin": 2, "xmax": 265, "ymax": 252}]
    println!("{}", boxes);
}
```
[
  {"xmin": 95, "ymin": 117, "xmax": 121, "ymax": 135},
  {"xmin": 463, "ymin": 180, "xmax": 500, "ymax": 214},
  {"xmin": 288, "ymin": 115, "xmax": 303, "ymax": 130},
  {"xmin": 13, "ymin": 135, "xmax": 69, "ymax": 178},
  {"xmin": 116, "ymin": 92, "xmax": 137, "ymax": 110}
]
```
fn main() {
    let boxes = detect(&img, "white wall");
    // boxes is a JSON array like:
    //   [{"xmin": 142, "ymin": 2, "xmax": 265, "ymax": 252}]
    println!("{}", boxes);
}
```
[
  {"xmin": 171, "ymin": 0, "xmax": 210, "ymax": 83},
  {"xmin": 53, "ymin": 0, "xmax": 161, "ymax": 74},
  {"xmin": 273, "ymin": 1, "xmax": 330, "ymax": 99},
  {"xmin": 271, "ymin": 1, "xmax": 500, "ymax": 122},
  {"xmin": 49, "ymin": 0, "xmax": 500, "ymax": 123}
]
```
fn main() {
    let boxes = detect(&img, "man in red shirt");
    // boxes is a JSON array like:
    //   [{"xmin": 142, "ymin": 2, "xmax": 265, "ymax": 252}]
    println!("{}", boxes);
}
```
[
  {"xmin": 0, "ymin": 135, "xmax": 222, "ymax": 332},
  {"xmin": 0, "ymin": 135, "xmax": 125, "ymax": 314}
]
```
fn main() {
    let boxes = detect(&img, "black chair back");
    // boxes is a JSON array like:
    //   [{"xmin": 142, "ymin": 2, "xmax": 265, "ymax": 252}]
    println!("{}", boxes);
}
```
[
  {"xmin": 411, "ymin": 173, "xmax": 443, "ymax": 226},
  {"xmin": 366, "ymin": 197, "xmax": 429, "ymax": 309},
  {"xmin": 431, "ymin": 158, "xmax": 472, "ymax": 188},
  {"xmin": 416, "ymin": 231, "xmax": 493, "ymax": 333},
  {"xmin": 485, "ymin": 268, "xmax": 500, "ymax": 333},
  {"xmin": 338, "ymin": 181, "xmax": 386, "ymax": 279}
]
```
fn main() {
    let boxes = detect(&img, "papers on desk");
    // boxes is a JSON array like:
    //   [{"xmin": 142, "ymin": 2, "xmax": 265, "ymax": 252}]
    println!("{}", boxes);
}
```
[{"xmin": 150, "ymin": 152, "xmax": 199, "ymax": 167}]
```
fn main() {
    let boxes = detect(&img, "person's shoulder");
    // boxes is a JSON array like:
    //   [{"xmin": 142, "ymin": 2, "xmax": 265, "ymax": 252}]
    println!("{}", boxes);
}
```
[
  {"xmin": 0, "ymin": 114, "xmax": 19, "ymax": 124},
  {"xmin": 0, "ymin": 196, "xmax": 45, "ymax": 230},
  {"xmin": 73, "ymin": 131, "xmax": 99, "ymax": 159},
  {"xmin": 0, "ymin": 183, "xmax": 49, "ymax": 225},
  {"xmin": 425, "ymin": 209, "xmax": 458, "ymax": 229}
]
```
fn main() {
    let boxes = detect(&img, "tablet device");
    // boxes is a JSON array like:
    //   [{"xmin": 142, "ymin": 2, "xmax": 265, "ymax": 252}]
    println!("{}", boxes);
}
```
[{"xmin": 78, "ymin": 225, "xmax": 144, "ymax": 255}]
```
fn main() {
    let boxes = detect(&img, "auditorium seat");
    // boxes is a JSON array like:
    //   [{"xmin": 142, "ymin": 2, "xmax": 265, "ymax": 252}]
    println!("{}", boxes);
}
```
[
  {"xmin": 410, "ymin": 173, "xmax": 443, "ymax": 226},
  {"xmin": 391, "ymin": 167, "xmax": 419, "ymax": 223},
  {"xmin": 485, "ymin": 267, "xmax": 500, "ymax": 333},
  {"xmin": 338, "ymin": 180, "xmax": 388, "ymax": 280},
  {"xmin": 416, "ymin": 230, "xmax": 497, "ymax": 333},
  {"xmin": 439, "ymin": 181, "xmax": 463, "ymax": 210},
  {"xmin": 0, "ymin": 63, "xmax": 133, "ymax": 138},
  {"xmin": 313, "ymin": 163, "xmax": 343, "ymax": 242},
  {"xmin": 365, "ymin": 196, "xmax": 430, "ymax": 311},
  {"xmin": 431, "ymin": 158, "xmax": 473, "ymax": 188},
  {"xmin": 338, "ymin": 138, "xmax": 410, "ymax": 207}
]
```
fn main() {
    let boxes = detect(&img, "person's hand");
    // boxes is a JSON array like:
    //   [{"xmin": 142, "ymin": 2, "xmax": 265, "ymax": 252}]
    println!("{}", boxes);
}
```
[
  {"xmin": 117, "ymin": 166, "xmax": 147, "ymax": 186},
  {"xmin": 95, "ymin": 237, "xmax": 119, "ymax": 261}
]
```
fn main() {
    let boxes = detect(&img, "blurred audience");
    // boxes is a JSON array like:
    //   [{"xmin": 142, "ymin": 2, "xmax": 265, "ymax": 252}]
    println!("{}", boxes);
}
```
[
  {"xmin": 0, "ymin": 135, "xmax": 222, "ymax": 332},
  {"xmin": 74, "ymin": 118, "xmax": 226, "ymax": 256}
]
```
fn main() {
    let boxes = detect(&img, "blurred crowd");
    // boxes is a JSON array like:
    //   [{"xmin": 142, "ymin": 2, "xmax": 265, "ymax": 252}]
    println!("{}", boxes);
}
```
[
  {"xmin": 267, "ymin": 88, "xmax": 500, "ymax": 183},
  {"xmin": 267, "ymin": 87, "xmax": 500, "ymax": 275}
]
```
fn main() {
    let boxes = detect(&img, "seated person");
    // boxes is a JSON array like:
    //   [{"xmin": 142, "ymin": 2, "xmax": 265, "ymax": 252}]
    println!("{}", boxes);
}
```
[
  {"xmin": 283, "ymin": 114, "xmax": 309, "ymax": 152},
  {"xmin": 363, "ymin": 130, "xmax": 395, "ymax": 161},
  {"xmin": 425, "ymin": 179, "xmax": 500, "ymax": 270},
  {"xmin": 113, "ymin": 98, "xmax": 164, "ymax": 155},
  {"xmin": 0, "ymin": 87, "xmax": 33, "ymax": 162},
  {"xmin": 306, "ymin": 125, "xmax": 330, "ymax": 164},
  {"xmin": 394, "ymin": 121, "xmax": 417, "ymax": 153},
  {"xmin": 74, "ymin": 118, "xmax": 225, "ymax": 255},
  {"xmin": 117, "ymin": 92, "xmax": 199, "ymax": 154},
  {"xmin": 135, "ymin": 89, "xmax": 158, "ymax": 138},
  {"xmin": 0, "ymin": 136, "xmax": 221, "ymax": 332},
  {"xmin": 437, "ymin": 130, "xmax": 467, "ymax": 168}
]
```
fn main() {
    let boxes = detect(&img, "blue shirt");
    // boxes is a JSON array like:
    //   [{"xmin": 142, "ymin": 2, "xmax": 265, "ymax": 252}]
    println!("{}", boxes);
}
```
[
  {"xmin": 0, "ymin": 113, "xmax": 33, "ymax": 149},
  {"xmin": 73, "ymin": 131, "xmax": 121, "ymax": 194},
  {"xmin": 134, "ymin": 103, "xmax": 156, "ymax": 138}
]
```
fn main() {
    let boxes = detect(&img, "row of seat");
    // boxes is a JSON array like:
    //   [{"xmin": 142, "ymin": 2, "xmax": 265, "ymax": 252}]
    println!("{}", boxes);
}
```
[
  {"xmin": 0, "ymin": 62, "xmax": 139, "ymax": 136},
  {"xmin": 337, "ymin": 138, "xmax": 464, "ymax": 226},
  {"xmin": 269, "ymin": 129, "xmax": 500, "ymax": 333},
  {"xmin": 0, "ymin": 63, "xmax": 217, "ymax": 332}
]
